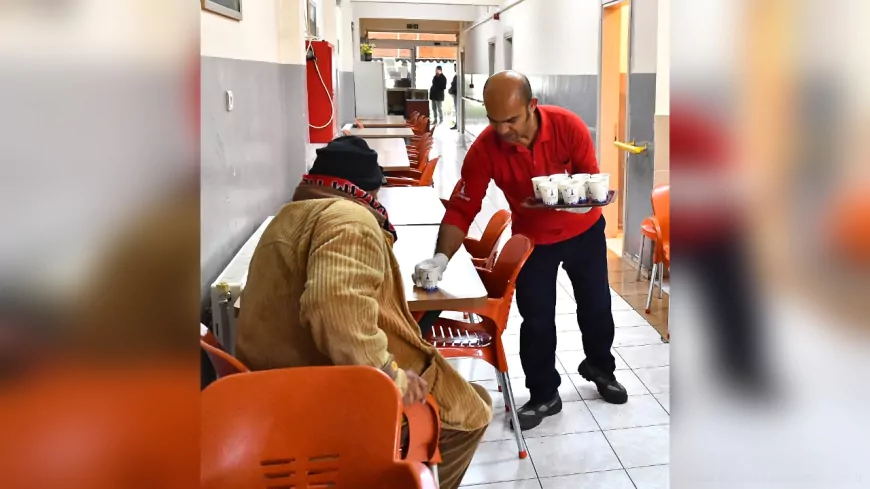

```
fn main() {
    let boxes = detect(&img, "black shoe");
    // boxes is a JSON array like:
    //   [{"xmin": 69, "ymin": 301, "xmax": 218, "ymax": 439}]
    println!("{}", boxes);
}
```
[
  {"xmin": 510, "ymin": 394, "xmax": 562, "ymax": 431},
  {"xmin": 578, "ymin": 360, "xmax": 628, "ymax": 404},
  {"xmin": 450, "ymin": 125, "xmax": 457, "ymax": 130}
]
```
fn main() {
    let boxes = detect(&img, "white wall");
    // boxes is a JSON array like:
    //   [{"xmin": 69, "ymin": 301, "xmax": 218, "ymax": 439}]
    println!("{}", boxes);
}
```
[
  {"xmin": 464, "ymin": 0, "xmax": 601, "ymax": 76},
  {"xmin": 631, "ymin": 0, "xmax": 658, "ymax": 74},
  {"xmin": 201, "ymin": 0, "xmax": 307, "ymax": 65},
  {"xmin": 655, "ymin": 0, "xmax": 669, "ymax": 115},
  {"xmin": 338, "ymin": 2, "xmax": 356, "ymax": 71}
]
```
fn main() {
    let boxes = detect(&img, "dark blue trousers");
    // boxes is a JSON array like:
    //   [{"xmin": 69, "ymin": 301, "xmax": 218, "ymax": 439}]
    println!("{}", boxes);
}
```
[{"xmin": 515, "ymin": 216, "xmax": 616, "ymax": 401}]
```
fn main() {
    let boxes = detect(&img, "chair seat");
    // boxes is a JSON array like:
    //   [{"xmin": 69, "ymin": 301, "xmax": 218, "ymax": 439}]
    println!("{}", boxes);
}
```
[
  {"xmin": 641, "ymin": 216, "xmax": 657, "ymax": 239},
  {"xmin": 424, "ymin": 327, "xmax": 493, "ymax": 348}
]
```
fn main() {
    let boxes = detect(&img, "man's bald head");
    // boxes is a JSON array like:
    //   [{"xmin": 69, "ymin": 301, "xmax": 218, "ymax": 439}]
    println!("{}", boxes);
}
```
[
  {"xmin": 483, "ymin": 71, "xmax": 533, "ymax": 104},
  {"xmin": 482, "ymin": 71, "xmax": 539, "ymax": 146}
]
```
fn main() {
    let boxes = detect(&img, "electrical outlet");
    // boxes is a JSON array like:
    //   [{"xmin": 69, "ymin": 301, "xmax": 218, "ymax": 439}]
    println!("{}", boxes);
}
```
[{"xmin": 226, "ymin": 90, "xmax": 234, "ymax": 111}]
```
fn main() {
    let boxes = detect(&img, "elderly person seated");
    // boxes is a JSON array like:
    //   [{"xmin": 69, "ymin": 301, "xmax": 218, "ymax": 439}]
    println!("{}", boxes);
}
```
[{"xmin": 234, "ymin": 136, "xmax": 492, "ymax": 489}]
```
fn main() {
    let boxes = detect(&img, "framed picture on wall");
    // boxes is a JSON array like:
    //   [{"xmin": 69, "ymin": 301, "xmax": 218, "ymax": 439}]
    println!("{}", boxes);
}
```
[
  {"xmin": 202, "ymin": 0, "xmax": 242, "ymax": 21},
  {"xmin": 307, "ymin": 0, "xmax": 318, "ymax": 38}
]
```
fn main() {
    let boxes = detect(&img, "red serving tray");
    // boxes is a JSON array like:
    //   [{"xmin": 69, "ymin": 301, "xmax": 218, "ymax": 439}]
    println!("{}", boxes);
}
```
[{"xmin": 521, "ymin": 190, "xmax": 618, "ymax": 209}]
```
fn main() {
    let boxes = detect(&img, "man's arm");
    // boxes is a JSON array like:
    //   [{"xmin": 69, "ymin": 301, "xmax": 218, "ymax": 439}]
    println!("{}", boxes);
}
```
[
  {"xmin": 436, "ymin": 144, "xmax": 492, "ymax": 259},
  {"xmin": 297, "ymin": 218, "xmax": 407, "ymax": 394},
  {"xmin": 570, "ymin": 116, "xmax": 600, "ymax": 174}
]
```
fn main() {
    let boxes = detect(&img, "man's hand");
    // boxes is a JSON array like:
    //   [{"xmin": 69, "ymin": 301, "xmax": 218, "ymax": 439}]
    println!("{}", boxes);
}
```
[
  {"xmin": 412, "ymin": 253, "xmax": 449, "ymax": 288},
  {"xmin": 402, "ymin": 370, "xmax": 430, "ymax": 405}
]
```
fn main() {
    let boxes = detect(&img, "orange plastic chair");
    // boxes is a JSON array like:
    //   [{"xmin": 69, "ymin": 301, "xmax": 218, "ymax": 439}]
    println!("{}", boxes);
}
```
[
  {"xmin": 201, "ymin": 367, "xmax": 438, "ymax": 489},
  {"xmin": 645, "ymin": 185, "xmax": 670, "ymax": 314},
  {"xmin": 636, "ymin": 217, "xmax": 658, "ymax": 281},
  {"xmin": 354, "ymin": 119, "xmax": 365, "ymax": 129},
  {"xmin": 201, "ymin": 340, "xmax": 250, "ymax": 378},
  {"xmin": 385, "ymin": 156, "xmax": 439, "ymax": 187},
  {"xmin": 200, "ymin": 323, "xmax": 220, "ymax": 348},
  {"xmin": 465, "ymin": 210, "xmax": 512, "ymax": 270},
  {"xmin": 423, "ymin": 235, "xmax": 535, "ymax": 459}
]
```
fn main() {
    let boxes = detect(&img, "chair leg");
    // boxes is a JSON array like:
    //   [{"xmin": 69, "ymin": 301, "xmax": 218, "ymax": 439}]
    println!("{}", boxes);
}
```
[
  {"xmin": 645, "ymin": 263, "xmax": 658, "ymax": 314},
  {"xmin": 636, "ymin": 236, "xmax": 646, "ymax": 281},
  {"xmin": 658, "ymin": 263, "xmax": 665, "ymax": 299},
  {"xmin": 499, "ymin": 372, "xmax": 528, "ymax": 459},
  {"xmin": 494, "ymin": 369, "xmax": 509, "ymax": 411},
  {"xmin": 431, "ymin": 464, "xmax": 439, "ymax": 487}
]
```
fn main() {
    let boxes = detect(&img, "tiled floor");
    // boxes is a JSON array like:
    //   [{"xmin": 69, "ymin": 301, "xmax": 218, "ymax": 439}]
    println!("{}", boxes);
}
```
[{"xmin": 428, "ymin": 126, "xmax": 669, "ymax": 488}]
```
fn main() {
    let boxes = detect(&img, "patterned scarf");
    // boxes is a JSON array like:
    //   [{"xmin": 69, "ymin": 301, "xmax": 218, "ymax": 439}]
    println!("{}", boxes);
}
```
[{"xmin": 298, "ymin": 174, "xmax": 398, "ymax": 242}]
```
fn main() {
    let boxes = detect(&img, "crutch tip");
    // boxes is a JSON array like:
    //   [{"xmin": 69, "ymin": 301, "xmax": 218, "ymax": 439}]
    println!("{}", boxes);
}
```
[
  {"xmin": 644, "ymin": 308, "xmax": 651, "ymax": 314},
  {"xmin": 505, "ymin": 405, "xmax": 510, "ymax": 412},
  {"xmin": 518, "ymin": 450, "xmax": 528, "ymax": 459},
  {"xmin": 497, "ymin": 385, "xmax": 502, "ymax": 392}
]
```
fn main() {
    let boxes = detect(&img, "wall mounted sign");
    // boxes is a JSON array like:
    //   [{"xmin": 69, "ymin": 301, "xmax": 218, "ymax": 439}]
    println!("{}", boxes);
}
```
[
  {"xmin": 407, "ymin": 23, "xmax": 419, "ymax": 30},
  {"xmin": 202, "ymin": 0, "xmax": 242, "ymax": 21}
]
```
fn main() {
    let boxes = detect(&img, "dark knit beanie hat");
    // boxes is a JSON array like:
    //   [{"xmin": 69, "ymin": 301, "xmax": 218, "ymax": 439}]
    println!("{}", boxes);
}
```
[{"xmin": 309, "ymin": 136, "xmax": 386, "ymax": 191}]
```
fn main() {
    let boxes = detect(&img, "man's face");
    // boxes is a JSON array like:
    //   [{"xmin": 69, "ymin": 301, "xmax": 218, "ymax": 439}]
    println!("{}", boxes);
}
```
[
  {"xmin": 436, "ymin": 68, "xmax": 442, "ymax": 75},
  {"xmin": 485, "ymin": 96, "xmax": 538, "ymax": 144}
]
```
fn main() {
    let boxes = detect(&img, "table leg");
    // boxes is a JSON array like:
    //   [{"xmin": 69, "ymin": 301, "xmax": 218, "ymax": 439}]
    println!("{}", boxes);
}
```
[{"xmin": 416, "ymin": 310, "xmax": 443, "ymax": 335}]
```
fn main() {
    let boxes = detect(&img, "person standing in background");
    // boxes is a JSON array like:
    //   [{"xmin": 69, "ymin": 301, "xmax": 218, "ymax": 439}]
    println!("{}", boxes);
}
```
[
  {"xmin": 430, "ymin": 65, "xmax": 448, "ymax": 126},
  {"xmin": 449, "ymin": 64, "xmax": 458, "ymax": 130}
]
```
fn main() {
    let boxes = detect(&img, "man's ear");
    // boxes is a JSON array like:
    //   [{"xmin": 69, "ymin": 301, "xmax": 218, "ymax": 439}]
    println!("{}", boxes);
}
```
[{"xmin": 529, "ymin": 98, "xmax": 539, "ymax": 112}]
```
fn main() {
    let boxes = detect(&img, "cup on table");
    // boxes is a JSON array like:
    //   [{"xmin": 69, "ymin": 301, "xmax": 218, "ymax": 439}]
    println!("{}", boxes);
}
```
[
  {"xmin": 415, "ymin": 264, "xmax": 441, "ymax": 291},
  {"xmin": 587, "ymin": 175, "xmax": 610, "ymax": 203},
  {"xmin": 537, "ymin": 181, "xmax": 560, "ymax": 206},
  {"xmin": 558, "ymin": 180, "xmax": 584, "ymax": 205},
  {"xmin": 531, "ymin": 176, "xmax": 552, "ymax": 200}
]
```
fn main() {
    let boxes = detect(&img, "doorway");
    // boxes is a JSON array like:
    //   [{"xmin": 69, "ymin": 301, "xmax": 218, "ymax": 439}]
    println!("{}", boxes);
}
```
[
  {"xmin": 488, "ymin": 40, "xmax": 496, "ymax": 76},
  {"xmin": 504, "ymin": 35, "xmax": 513, "ymax": 70},
  {"xmin": 598, "ymin": 0, "xmax": 631, "ymax": 254}
]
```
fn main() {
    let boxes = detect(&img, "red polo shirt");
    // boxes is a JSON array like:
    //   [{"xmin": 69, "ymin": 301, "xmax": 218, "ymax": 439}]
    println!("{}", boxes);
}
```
[{"xmin": 442, "ymin": 105, "xmax": 601, "ymax": 245}]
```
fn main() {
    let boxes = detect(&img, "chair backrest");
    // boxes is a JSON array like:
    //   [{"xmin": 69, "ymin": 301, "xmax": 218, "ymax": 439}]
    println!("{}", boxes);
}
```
[
  {"xmin": 200, "ymin": 323, "xmax": 220, "ymax": 348},
  {"xmin": 201, "ymin": 367, "xmax": 408, "ymax": 489},
  {"xmin": 650, "ymin": 185, "xmax": 670, "ymax": 260},
  {"xmin": 465, "ymin": 210, "xmax": 512, "ymax": 268},
  {"xmin": 482, "ymin": 234, "xmax": 534, "ymax": 299},
  {"xmin": 201, "ymin": 340, "xmax": 250, "ymax": 378},
  {"xmin": 416, "ymin": 156, "xmax": 439, "ymax": 187}
]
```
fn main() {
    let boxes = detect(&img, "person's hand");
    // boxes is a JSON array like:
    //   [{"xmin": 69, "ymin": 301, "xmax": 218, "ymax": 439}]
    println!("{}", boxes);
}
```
[
  {"xmin": 402, "ymin": 370, "xmax": 430, "ymax": 405},
  {"xmin": 412, "ymin": 253, "xmax": 449, "ymax": 288},
  {"xmin": 556, "ymin": 207, "xmax": 592, "ymax": 214}
]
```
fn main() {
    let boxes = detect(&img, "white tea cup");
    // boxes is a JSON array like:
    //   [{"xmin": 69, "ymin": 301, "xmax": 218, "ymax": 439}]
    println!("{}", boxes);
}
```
[
  {"xmin": 538, "ymin": 181, "xmax": 559, "ymax": 206},
  {"xmin": 587, "ymin": 177, "xmax": 610, "ymax": 203},
  {"xmin": 549, "ymin": 173, "xmax": 571, "ymax": 183},
  {"xmin": 572, "ymin": 173, "xmax": 591, "ymax": 184},
  {"xmin": 531, "ymin": 176, "xmax": 551, "ymax": 200},
  {"xmin": 414, "ymin": 264, "xmax": 440, "ymax": 291},
  {"xmin": 558, "ymin": 180, "xmax": 584, "ymax": 205}
]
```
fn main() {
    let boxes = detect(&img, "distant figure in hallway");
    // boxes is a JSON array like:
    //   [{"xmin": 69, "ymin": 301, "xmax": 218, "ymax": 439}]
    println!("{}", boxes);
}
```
[
  {"xmin": 449, "ymin": 64, "xmax": 458, "ymax": 130},
  {"xmin": 430, "ymin": 65, "xmax": 447, "ymax": 126}
]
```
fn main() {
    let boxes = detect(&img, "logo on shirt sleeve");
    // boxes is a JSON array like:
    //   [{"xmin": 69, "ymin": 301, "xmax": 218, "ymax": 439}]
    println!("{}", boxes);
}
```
[{"xmin": 458, "ymin": 181, "xmax": 470, "ymax": 201}]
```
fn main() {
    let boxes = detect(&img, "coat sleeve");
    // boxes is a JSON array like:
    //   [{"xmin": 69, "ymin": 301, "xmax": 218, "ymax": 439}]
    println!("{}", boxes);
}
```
[{"xmin": 296, "ymin": 218, "xmax": 408, "ymax": 394}]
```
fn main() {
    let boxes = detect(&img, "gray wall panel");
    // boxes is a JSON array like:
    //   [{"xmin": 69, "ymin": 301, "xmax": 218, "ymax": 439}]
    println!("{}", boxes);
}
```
[
  {"xmin": 623, "ymin": 73, "xmax": 657, "ymax": 267},
  {"xmin": 337, "ymin": 71, "xmax": 356, "ymax": 125},
  {"xmin": 200, "ymin": 56, "xmax": 308, "ymax": 300},
  {"xmin": 462, "ymin": 73, "xmax": 598, "ymax": 146}
]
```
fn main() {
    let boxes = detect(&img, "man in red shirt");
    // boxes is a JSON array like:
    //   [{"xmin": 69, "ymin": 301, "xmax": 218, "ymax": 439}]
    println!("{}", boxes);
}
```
[{"xmin": 413, "ymin": 71, "xmax": 627, "ymax": 431}]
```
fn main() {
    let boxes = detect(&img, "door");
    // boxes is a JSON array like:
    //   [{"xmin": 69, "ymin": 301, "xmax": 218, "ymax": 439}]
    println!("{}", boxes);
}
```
[
  {"xmin": 488, "ymin": 40, "xmax": 496, "ymax": 76},
  {"xmin": 504, "ymin": 35, "xmax": 514, "ymax": 70}
]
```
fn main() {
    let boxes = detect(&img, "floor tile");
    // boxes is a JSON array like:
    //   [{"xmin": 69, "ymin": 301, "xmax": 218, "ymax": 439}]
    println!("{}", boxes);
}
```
[
  {"xmin": 464, "ymin": 479, "xmax": 543, "ymax": 489},
  {"xmin": 448, "ymin": 357, "xmax": 497, "ymax": 381},
  {"xmin": 507, "ymin": 374, "xmax": 582, "ymax": 406},
  {"xmin": 612, "ymin": 309, "xmax": 652, "ymax": 327},
  {"xmin": 506, "ymin": 354, "xmax": 567, "ymax": 378},
  {"xmin": 653, "ymin": 392, "xmax": 670, "ymax": 413},
  {"xmin": 627, "ymin": 464, "xmax": 670, "ymax": 489},
  {"xmin": 460, "ymin": 439, "xmax": 538, "ymax": 486},
  {"xmin": 555, "ymin": 331, "xmax": 586, "ymax": 351},
  {"xmin": 586, "ymin": 394, "xmax": 669, "ymax": 430},
  {"xmin": 503, "ymin": 332, "xmax": 521, "ymax": 355},
  {"xmin": 604, "ymin": 425, "xmax": 670, "ymax": 468},
  {"xmin": 633, "ymin": 366, "xmax": 670, "ymax": 394},
  {"xmin": 558, "ymin": 350, "xmax": 629, "ymax": 373},
  {"xmin": 526, "ymin": 431, "xmax": 622, "ymax": 478},
  {"xmin": 614, "ymin": 344, "xmax": 670, "ymax": 369},
  {"xmin": 523, "ymin": 400, "xmax": 600, "ymax": 438},
  {"xmin": 610, "ymin": 294, "xmax": 634, "ymax": 311},
  {"xmin": 553, "ymin": 314, "xmax": 582, "ymax": 332},
  {"xmin": 482, "ymin": 411, "xmax": 515, "ymax": 442},
  {"xmin": 540, "ymin": 469, "xmax": 636, "ymax": 489},
  {"xmin": 568, "ymin": 369, "xmax": 649, "ymax": 400},
  {"xmin": 613, "ymin": 325, "xmax": 666, "ymax": 347}
]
